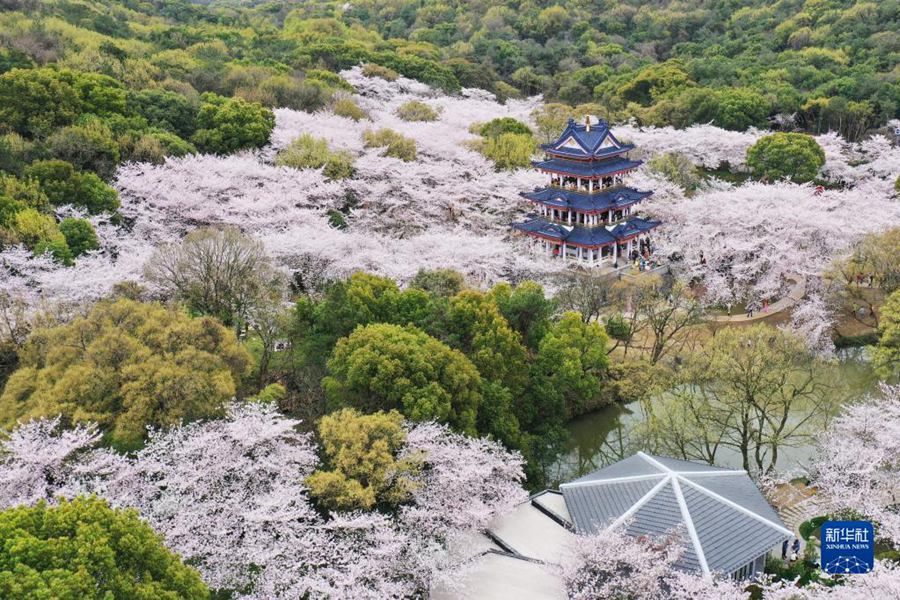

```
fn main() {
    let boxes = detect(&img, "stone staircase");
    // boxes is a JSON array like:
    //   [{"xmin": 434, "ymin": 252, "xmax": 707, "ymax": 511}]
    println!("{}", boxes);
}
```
[{"xmin": 778, "ymin": 496, "xmax": 823, "ymax": 553}]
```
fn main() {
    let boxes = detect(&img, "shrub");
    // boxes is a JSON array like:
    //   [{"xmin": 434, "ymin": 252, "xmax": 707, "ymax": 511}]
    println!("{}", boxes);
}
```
[
  {"xmin": 47, "ymin": 121, "xmax": 120, "ymax": 180},
  {"xmin": 126, "ymin": 88, "xmax": 199, "ymax": 138},
  {"xmin": 647, "ymin": 152, "xmax": 701, "ymax": 192},
  {"xmin": 118, "ymin": 132, "xmax": 166, "ymax": 164},
  {"xmin": 362, "ymin": 128, "xmax": 417, "ymax": 161},
  {"xmin": 481, "ymin": 132, "xmax": 535, "ymax": 170},
  {"xmin": 0, "ymin": 497, "xmax": 209, "ymax": 599},
  {"xmin": 306, "ymin": 408, "xmax": 420, "ymax": 511},
  {"xmin": 276, "ymin": 134, "xmax": 356, "ymax": 180},
  {"xmin": 746, "ymin": 133, "xmax": 825, "ymax": 183},
  {"xmin": 361, "ymin": 63, "xmax": 398, "ymax": 81},
  {"xmin": 333, "ymin": 97, "xmax": 368, "ymax": 121},
  {"xmin": 259, "ymin": 75, "xmax": 333, "ymax": 111},
  {"xmin": 0, "ymin": 132, "xmax": 36, "ymax": 175},
  {"xmin": 59, "ymin": 217, "xmax": 99, "ymax": 256},
  {"xmin": 146, "ymin": 129, "xmax": 197, "ymax": 157},
  {"xmin": 0, "ymin": 172, "xmax": 48, "ymax": 212},
  {"xmin": 23, "ymin": 160, "xmax": 119, "ymax": 214},
  {"xmin": 11, "ymin": 208, "xmax": 64, "ymax": 249},
  {"xmin": 305, "ymin": 69, "xmax": 354, "ymax": 92},
  {"xmin": 396, "ymin": 100, "xmax": 439, "ymax": 122},
  {"xmin": 479, "ymin": 117, "xmax": 532, "ymax": 139},
  {"xmin": 191, "ymin": 93, "xmax": 275, "ymax": 154}
]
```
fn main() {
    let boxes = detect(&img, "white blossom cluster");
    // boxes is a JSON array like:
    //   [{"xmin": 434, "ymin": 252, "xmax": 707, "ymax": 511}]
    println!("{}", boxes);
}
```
[{"xmin": 0, "ymin": 402, "xmax": 526, "ymax": 599}]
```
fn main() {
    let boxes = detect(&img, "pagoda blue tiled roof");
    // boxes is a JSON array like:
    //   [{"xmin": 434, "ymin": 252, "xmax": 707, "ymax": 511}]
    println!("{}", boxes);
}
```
[
  {"xmin": 511, "ymin": 216, "xmax": 660, "ymax": 248},
  {"xmin": 520, "ymin": 187, "xmax": 652, "ymax": 213},
  {"xmin": 532, "ymin": 156, "xmax": 642, "ymax": 178},
  {"xmin": 540, "ymin": 117, "xmax": 634, "ymax": 159}
]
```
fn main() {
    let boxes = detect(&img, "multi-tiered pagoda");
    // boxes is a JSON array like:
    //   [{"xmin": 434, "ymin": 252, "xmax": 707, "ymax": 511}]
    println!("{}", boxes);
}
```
[{"xmin": 513, "ymin": 116, "xmax": 659, "ymax": 266}]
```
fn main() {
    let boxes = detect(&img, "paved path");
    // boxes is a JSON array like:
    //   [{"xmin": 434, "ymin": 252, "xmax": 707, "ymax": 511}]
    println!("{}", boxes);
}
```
[
  {"xmin": 779, "ymin": 496, "xmax": 823, "ymax": 554},
  {"xmin": 707, "ymin": 275, "xmax": 807, "ymax": 324}
]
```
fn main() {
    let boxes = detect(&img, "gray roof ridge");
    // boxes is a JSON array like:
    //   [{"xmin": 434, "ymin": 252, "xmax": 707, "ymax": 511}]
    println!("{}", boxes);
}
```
[
  {"xmin": 670, "ymin": 474, "xmax": 711, "ymax": 578},
  {"xmin": 637, "ymin": 453, "xmax": 712, "ymax": 578},
  {"xmin": 559, "ymin": 472, "xmax": 666, "ymax": 489},
  {"xmin": 677, "ymin": 475, "xmax": 792, "ymax": 536}
]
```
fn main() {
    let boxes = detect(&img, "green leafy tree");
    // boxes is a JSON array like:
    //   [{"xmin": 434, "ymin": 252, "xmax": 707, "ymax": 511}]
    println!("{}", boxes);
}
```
[
  {"xmin": 323, "ymin": 323, "xmax": 482, "ymax": 434},
  {"xmin": 875, "ymin": 289, "xmax": 900, "ymax": 379},
  {"xmin": 275, "ymin": 133, "xmax": 356, "ymax": 180},
  {"xmin": 488, "ymin": 281, "xmax": 555, "ymax": 349},
  {"xmin": 126, "ymin": 88, "xmax": 199, "ymax": 138},
  {"xmin": 10, "ymin": 208, "xmax": 63, "ymax": 250},
  {"xmin": 47, "ymin": 121, "xmax": 120, "ymax": 180},
  {"xmin": 531, "ymin": 103, "xmax": 575, "ymax": 143},
  {"xmin": 479, "ymin": 117, "xmax": 532, "ymax": 139},
  {"xmin": 362, "ymin": 128, "xmax": 416, "ymax": 161},
  {"xmin": 481, "ymin": 132, "xmax": 535, "ymax": 170},
  {"xmin": 528, "ymin": 312, "xmax": 610, "ymax": 422},
  {"xmin": 34, "ymin": 236, "xmax": 74, "ymax": 266},
  {"xmin": 395, "ymin": 100, "xmax": 439, "ymax": 121},
  {"xmin": 647, "ymin": 152, "xmax": 701, "ymax": 192},
  {"xmin": 747, "ymin": 133, "xmax": 826, "ymax": 183},
  {"xmin": 0, "ymin": 497, "xmax": 209, "ymax": 600},
  {"xmin": 443, "ymin": 290, "xmax": 529, "ymax": 396},
  {"xmin": 0, "ymin": 132, "xmax": 37, "ymax": 176},
  {"xmin": 191, "ymin": 93, "xmax": 275, "ymax": 154},
  {"xmin": 618, "ymin": 62, "xmax": 694, "ymax": 106},
  {"xmin": 306, "ymin": 408, "xmax": 421, "ymax": 511},
  {"xmin": 709, "ymin": 87, "xmax": 771, "ymax": 131},
  {"xmin": 408, "ymin": 268, "xmax": 465, "ymax": 298},
  {"xmin": 0, "ymin": 68, "xmax": 82, "ymax": 137},
  {"xmin": 23, "ymin": 160, "xmax": 119, "ymax": 214},
  {"xmin": 68, "ymin": 72, "xmax": 127, "ymax": 117},
  {"xmin": 0, "ymin": 299, "xmax": 251, "ymax": 448},
  {"xmin": 58, "ymin": 217, "xmax": 99, "ymax": 256},
  {"xmin": 0, "ymin": 172, "xmax": 48, "ymax": 212},
  {"xmin": 333, "ymin": 97, "xmax": 368, "ymax": 121},
  {"xmin": 0, "ymin": 195, "xmax": 25, "ymax": 230}
]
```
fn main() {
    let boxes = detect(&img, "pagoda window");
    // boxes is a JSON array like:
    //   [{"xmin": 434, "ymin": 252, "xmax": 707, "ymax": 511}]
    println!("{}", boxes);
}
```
[{"xmin": 602, "ymin": 176, "xmax": 613, "ymax": 188}]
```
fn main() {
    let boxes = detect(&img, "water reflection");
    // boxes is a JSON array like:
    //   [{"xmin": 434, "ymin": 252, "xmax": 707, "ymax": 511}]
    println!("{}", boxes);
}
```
[{"xmin": 546, "ymin": 348, "xmax": 883, "ymax": 487}]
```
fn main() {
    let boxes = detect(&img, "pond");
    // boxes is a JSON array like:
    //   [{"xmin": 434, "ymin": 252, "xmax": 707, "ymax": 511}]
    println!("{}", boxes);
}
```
[{"xmin": 544, "ymin": 348, "xmax": 883, "ymax": 487}]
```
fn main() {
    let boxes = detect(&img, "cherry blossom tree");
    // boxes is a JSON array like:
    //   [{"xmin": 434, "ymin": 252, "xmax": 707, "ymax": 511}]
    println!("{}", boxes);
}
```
[
  {"xmin": 0, "ymin": 417, "xmax": 100, "ymax": 506},
  {"xmin": 807, "ymin": 384, "xmax": 900, "ymax": 546},
  {"xmin": 0, "ymin": 402, "xmax": 527, "ymax": 598},
  {"xmin": 560, "ymin": 526, "xmax": 745, "ymax": 600}
]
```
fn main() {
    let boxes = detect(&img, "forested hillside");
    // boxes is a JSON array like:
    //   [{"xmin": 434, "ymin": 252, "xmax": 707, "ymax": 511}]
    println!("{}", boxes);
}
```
[{"xmin": 2, "ymin": 1, "xmax": 898, "ymax": 138}]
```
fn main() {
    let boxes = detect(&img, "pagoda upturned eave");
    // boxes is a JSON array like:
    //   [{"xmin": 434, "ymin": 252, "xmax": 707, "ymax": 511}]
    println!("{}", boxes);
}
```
[
  {"xmin": 520, "ymin": 187, "xmax": 652, "ymax": 214},
  {"xmin": 539, "ymin": 142, "xmax": 635, "ymax": 160},
  {"xmin": 532, "ymin": 156, "xmax": 642, "ymax": 178},
  {"xmin": 512, "ymin": 216, "xmax": 660, "ymax": 249}
]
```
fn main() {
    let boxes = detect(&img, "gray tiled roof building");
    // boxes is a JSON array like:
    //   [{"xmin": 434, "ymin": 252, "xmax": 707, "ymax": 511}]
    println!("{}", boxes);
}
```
[{"xmin": 560, "ymin": 452, "xmax": 792, "ymax": 578}]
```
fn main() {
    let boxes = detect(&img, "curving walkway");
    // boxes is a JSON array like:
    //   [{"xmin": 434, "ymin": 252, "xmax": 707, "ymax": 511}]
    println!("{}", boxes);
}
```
[{"xmin": 707, "ymin": 275, "xmax": 807, "ymax": 323}]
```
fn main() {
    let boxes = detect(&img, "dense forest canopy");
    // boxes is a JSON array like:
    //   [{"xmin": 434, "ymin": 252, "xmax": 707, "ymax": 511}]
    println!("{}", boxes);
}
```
[{"xmin": 0, "ymin": 0, "xmax": 896, "ymax": 140}]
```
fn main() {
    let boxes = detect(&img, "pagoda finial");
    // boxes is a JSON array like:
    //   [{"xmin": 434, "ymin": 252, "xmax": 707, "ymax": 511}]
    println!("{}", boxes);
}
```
[{"xmin": 585, "ymin": 115, "xmax": 591, "ymax": 132}]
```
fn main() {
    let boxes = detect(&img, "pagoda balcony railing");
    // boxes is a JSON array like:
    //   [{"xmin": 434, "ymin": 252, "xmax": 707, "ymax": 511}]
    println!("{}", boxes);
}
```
[
  {"xmin": 539, "ymin": 214, "xmax": 633, "ymax": 227},
  {"xmin": 546, "ymin": 182, "xmax": 625, "ymax": 194}
]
